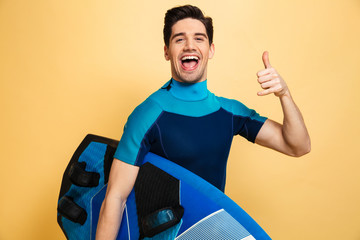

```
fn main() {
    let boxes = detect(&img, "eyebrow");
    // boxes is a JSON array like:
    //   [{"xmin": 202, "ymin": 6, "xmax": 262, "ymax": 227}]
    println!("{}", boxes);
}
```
[
  {"xmin": 171, "ymin": 32, "xmax": 208, "ymax": 41},
  {"xmin": 194, "ymin": 33, "xmax": 208, "ymax": 38}
]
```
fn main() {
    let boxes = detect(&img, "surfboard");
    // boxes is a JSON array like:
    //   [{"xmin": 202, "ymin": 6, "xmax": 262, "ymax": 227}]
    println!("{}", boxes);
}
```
[{"xmin": 57, "ymin": 134, "xmax": 271, "ymax": 239}]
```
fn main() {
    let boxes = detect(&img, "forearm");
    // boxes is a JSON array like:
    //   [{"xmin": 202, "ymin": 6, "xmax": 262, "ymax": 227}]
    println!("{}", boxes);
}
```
[
  {"xmin": 279, "ymin": 91, "xmax": 311, "ymax": 156},
  {"xmin": 256, "ymin": 51, "xmax": 311, "ymax": 157},
  {"xmin": 95, "ymin": 196, "xmax": 126, "ymax": 240}
]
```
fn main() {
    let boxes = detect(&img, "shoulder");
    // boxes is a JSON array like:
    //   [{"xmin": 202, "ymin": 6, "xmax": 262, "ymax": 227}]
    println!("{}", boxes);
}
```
[
  {"xmin": 146, "ymin": 85, "xmax": 175, "ymax": 108},
  {"xmin": 216, "ymin": 96, "xmax": 253, "ymax": 116},
  {"xmin": 127, "ymin": 80, "xmax": 180, "ymax": 121},
  {"xmin": 126, "ymin": 94, "xmax": 163, "ymax": 126},
  {"xmin": 216, "ymin": 95, "xmax": 267, "ymax": 123}
]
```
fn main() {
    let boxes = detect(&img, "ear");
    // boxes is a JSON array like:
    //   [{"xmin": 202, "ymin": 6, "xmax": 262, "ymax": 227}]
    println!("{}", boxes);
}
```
[
  {"xmin": 208, "ymin": 43, "xmax": 215, "ymax": 59},
  {"xmin": 164, "ymin": 45, "xmax": 170, "ymax": 61}
]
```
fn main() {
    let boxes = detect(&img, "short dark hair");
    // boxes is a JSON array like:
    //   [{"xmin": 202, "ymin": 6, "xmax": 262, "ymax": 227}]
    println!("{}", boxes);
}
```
[{"xmin": 163, "ymin": 5, "xmax": 213, "ymax": 47}]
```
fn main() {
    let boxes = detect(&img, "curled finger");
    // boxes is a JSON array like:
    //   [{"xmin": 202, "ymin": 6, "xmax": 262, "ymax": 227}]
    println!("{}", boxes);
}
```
[
  {"xmin": 258, "ymin": 74, "xmax": 276, "ymax": 83},
  {"xmin": 256, "ymin": 68, "xmax": 273, "ymax": 77}
]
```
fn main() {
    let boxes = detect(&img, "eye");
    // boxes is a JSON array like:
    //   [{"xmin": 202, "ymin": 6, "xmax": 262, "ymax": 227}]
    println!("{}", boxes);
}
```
[
  {"xmin": 175, "ymin": 38, "xmax": 184, "ymax": 43},
  {"xmin": 195, "ymin": 37, "xmax": 204, "ymax": 42}
]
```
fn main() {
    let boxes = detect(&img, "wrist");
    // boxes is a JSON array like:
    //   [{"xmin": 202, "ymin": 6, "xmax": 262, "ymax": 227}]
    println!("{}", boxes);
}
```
[{"xmin": 278, "ymin": 88, "xmax": 291, "ymax": 99}]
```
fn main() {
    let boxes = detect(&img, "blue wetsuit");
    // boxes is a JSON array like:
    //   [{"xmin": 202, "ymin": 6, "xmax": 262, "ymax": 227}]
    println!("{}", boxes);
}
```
[{"xmin": 114, "ymin": 79, "xmax": 267, "ymax": 192}]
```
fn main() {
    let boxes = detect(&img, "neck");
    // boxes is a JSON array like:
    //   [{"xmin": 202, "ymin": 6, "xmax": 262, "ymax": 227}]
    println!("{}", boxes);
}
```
[{"xmin": 168, "ymin": 78, "xmax": 208, "ymax": 101}]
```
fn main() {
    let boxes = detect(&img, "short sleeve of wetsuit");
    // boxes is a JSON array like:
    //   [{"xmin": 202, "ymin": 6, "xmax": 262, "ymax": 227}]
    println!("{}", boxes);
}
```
[
  {"xmin": 218, "ymin": 97, "xmax": 268, "ymax": 143},
  {"xmin": 113, "ymin": 99, "xmax": 163, "ymax": 166}
]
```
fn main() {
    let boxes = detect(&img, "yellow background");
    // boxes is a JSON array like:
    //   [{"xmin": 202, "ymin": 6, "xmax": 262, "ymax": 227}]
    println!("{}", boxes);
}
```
[{"xmin": 1, "ymin": 0, "xmax": 359, "ymax": 239}]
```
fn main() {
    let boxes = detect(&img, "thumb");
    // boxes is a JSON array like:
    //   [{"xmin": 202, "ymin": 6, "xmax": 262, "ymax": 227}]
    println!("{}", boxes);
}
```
[{"xmin": 262, "ymin": 51, "xmax": 271, "ymax": 69}]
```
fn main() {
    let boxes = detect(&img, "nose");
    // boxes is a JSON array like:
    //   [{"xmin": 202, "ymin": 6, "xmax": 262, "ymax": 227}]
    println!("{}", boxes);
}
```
[{"xmin": 184, "ymin": 38, "xmax": 195, "ymax": 51}]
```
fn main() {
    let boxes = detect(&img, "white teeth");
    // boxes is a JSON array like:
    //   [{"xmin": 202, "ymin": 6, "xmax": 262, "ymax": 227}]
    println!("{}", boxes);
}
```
[{"xmin": 181, "ymin": 56, "xmax": 199, "ymax": 61}]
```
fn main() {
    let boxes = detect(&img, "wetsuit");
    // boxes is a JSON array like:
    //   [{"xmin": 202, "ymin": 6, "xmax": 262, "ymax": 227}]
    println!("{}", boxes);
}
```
[{"xmin": 114, "ymin": 79, "xmax": 267, "ymax": 192}]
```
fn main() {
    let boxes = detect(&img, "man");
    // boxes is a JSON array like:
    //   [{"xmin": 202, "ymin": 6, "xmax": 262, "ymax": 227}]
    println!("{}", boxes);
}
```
[{"xmin": 96, "ymin": 5, "xmax": 310, "ymax": 239}]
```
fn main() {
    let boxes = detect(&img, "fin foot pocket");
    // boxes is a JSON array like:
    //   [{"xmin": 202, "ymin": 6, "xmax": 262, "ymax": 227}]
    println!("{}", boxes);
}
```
[
  {"xmin": 69, "ymin": 162, "xmax": 100, "ymax": 187},
  {"xmin": 142, "ymin": 206, "xmax": 184, "ymax": 238},
  {"xmin": 58, "ymin": 196, "xmax": 87, "ymax": 225}
]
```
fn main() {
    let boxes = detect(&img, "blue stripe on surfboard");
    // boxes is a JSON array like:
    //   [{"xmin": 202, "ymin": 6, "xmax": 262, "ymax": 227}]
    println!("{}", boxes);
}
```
[
  {"xmin": 120, "ymin": 190, "xmax": 139, "ymax": 239},
  {"xmin": 178, "ymin": 179, "xmax": 222, "ymax": 234},
  {"xmin": 178, "ymin": 179, "xmax": 252, "ymax": 239},
  {"xmin": 143, "ymin": 152, "xmax": 271, "ymax": 240}
]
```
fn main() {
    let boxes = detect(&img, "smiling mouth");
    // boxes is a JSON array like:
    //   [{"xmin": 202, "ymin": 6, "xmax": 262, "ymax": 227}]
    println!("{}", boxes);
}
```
[{"xmin": 181, "ymin": 55, "xmax": 199, "ymax": 71}]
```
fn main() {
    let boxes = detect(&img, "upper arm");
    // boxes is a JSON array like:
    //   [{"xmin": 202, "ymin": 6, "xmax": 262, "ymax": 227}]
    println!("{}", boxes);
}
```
[
  {"xmin": 255, "ymin": 119, "xmax": 295, "ymax": 156},
  {"xmin": 217, "ymin": 97, "xmax": 267, "ymax": 143},
  {"xmin": 105, "ymin": 158, "xmax": 139, "ymax": 201},
  {"xmin": 114, "ymin": 99, "xmax": 163, "ymax": 166}
]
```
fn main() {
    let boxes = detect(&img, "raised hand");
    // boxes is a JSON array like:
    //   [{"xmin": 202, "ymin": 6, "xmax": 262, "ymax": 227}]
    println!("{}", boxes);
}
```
[{"xmin": 256, "ymin": 51, "xmax": 289, "ymax": 97}]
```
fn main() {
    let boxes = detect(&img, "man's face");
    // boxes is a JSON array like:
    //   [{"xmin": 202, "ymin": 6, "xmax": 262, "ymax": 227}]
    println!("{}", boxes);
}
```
[{"xmin": 164, "ymin": 18, "xmax": 215, "ymax": 83}]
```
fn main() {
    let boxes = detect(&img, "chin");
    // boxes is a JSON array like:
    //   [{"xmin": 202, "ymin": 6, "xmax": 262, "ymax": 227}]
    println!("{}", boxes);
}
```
[{"xmin": 177, "ymin": 73, "xmax": 205, "ymax": 83}]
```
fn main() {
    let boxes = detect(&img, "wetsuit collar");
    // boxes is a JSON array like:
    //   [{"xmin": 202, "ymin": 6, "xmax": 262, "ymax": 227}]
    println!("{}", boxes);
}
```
[{"xmin": 168, "ymin": 78, "xmax": 208, "ymax": 101}]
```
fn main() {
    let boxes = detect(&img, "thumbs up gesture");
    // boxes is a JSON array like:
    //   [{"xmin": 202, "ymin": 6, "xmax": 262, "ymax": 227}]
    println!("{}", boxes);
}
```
[{"xmin": 256, "ymin": 51, "xmax": 289, "ymax": 97}]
